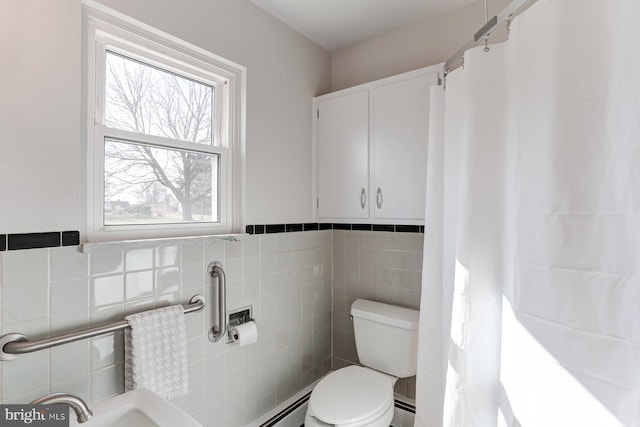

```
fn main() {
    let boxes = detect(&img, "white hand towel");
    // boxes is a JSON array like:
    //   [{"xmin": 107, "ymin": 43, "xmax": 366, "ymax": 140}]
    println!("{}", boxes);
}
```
[{"xmin": 124, "ymin": 305, "xmax": 189, "ymax": 400}]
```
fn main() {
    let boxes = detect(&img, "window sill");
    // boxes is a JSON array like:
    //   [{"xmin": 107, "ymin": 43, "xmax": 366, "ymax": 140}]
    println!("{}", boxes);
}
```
[{"xmin": 80, "ymin": 233, "xmax": 249, "ymax": 253}]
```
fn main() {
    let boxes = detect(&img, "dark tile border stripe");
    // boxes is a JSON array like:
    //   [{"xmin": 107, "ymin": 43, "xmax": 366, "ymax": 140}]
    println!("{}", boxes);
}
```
[
  {"xmin": 8, "ymin": 232, "xmax": 60, "ymax": 250},
  {"xmin": 332, "ymin": 223, "xmax": 352, "ymax": 230},
  {"xmin": 62, "ymin": 231, "xmax": 80, "ymax": 246},
  {"xmin": 2, "ymin": 231, "xmax": 81, "ymax": 251},
  {"xmin": 265, "ymin": 224, "xmax": 286, "ymax": 234},
  {"xmin": 257, "ymin": 390, "xmax": 416, "ymax": 427},
  {"xmin": 2, "ymin": 224, "xmax": 421, "ymax": 250},
  {"xmin": 286, "ymin": 224, "xmax": 303, "ymax": 232},
  {"xmin": 246, "ymin": 223, "xmax": 424, "ymax": 235},
  {"xmin": 395, "ymin": 225, "xmax": 420, "ymax": 233},
  {"xmin": 259, "ymin": 391, "xmax": 311, "ymax": 427},
  {"xmin": 395, "ymin": 399, "xmax": 416, "ymax": 414}
]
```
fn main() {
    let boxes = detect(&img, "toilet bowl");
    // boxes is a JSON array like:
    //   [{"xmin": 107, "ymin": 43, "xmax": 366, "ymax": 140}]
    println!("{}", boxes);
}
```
[
  {"xmin": 304, "ymin": 366, "xmax": 395, "ymax": 427},
  {"xmin": 304, "ymin": 299, "xmax": 419, "ymax": 427}
]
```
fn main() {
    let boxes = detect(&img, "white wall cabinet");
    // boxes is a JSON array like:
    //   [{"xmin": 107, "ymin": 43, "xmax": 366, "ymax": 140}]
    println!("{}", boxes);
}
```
[
  {"xmin": 316, "ymin": 90, "xmax": 370, "ymax": 219},
  {"xmin": 313, "ymin": 65, "xmax": 440, "ymax": 224}
]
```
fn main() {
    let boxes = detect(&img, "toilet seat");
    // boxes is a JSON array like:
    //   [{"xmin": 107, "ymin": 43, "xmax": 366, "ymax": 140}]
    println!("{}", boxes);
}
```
[{"xmin": 307, "ymin": 366, "xmax": 395, "ymax": 426}]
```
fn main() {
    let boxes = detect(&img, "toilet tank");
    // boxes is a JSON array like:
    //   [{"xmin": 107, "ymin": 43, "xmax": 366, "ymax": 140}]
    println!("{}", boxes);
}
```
[{"xmin": 350, "ymin": 299, "xmax": 420, "ymax": 378}]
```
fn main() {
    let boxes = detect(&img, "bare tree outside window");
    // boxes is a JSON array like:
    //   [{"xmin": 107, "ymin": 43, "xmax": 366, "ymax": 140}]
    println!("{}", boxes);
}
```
[{"xmin": 103, "ymin": 51, "xmax": 218, "ymax": 225}]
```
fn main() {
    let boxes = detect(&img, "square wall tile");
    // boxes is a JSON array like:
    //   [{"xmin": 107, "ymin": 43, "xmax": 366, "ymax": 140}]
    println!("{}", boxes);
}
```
[
  {"xmin": 51, "ymin": 310, "xmax": 90, "ymax": 336},
  {"xmin": 156, "ymin": 246, "xmax": 181, "ymax": 267},
  {"xmin": 125, "ymin": 248, "xmax": 154, "ymax": 272},
  {"xmin": 91, "ymin": 275, "xmax": 124, "ymax": 307},
  {"xmin": 182, "ymin": 244, "xmax": 204, "ymax": 265},
  {"xmin": 91, "ymin": 332, "xmax": 124, "ymax": 370},
  {"xmin": 156, "ymin": 267, "xmax": 180, "ymax": 296},
  {"xmin": 52, "ymin": 373, "xmax": 91, "ymax": 403},
  {"xmin": 223, "ymin": 257, "xmax": 242, "ymax": 282},
  {"xmin": 182, "ymin": 264, "xmax": 204, "ymax": 292},
  {"xmin": 2, "ymin": 351, "xmax": 50, "ymax": 400},
  {"xmin": 2, "ymin": 279, "xmax": 48, "ymax": 324},
  {"xmin": 90, "ymin": 248, "xmax": 123, "ymax": 276},
  {"xmin": 1, "ymin": 248, "xmax": 48, "ymax": 287},
  {"xmin": 204, "ymin": 242, "xmax": 224, "ymax": 263},
  {"xmin": 91, "ymin": 303, "xmax": 125, "ymax": 326},
  {"xmin": 125, "ymin": 270, "xmax": 154, "ymax": 300},
  {"xmin": 243, "ymin": 237, "xmax": 259, "ymax": 257},
  {"xmin": 50, "ymin": 246, "xmax": 88, "ymax": 282},
  {"xmin": 91, "ymin": 363, "xmax": 124, "ymax": 401},
  {"xmin": 50, "ymin": 278, "xmax": 89, "ymax": 316},
  {"xmin": 51, "ymin": 340, "xmax": 90, "ymax": 383},
  {"xmin": 1, "ymin": 249, "xmax": 49, "ymax": 324},
  {"xmin": 1, "ymin": 317, "xmax": 49, "ymax": 340},
  {"xmin": 125, "ymin": 297, "xmax": 155, "ymax": 315},
  {"xmin": 225, "ymin": 240, "xmax": 243, "ymax": 258}
]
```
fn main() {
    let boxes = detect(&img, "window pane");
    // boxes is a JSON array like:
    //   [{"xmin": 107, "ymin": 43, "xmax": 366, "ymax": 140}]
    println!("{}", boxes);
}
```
[
  {"xmin": 104, "ymin": 139, "xmax": 219, "ymax": 225},
  {"xmin": 104, "ymin": 51, "xmax": 214, "ymax": 145}
]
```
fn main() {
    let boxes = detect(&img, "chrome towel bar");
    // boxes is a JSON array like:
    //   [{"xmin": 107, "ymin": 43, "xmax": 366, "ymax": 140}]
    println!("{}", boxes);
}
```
[{"xmin": 0, "ymin": 294, "xmax": 206, "ymax": 361}]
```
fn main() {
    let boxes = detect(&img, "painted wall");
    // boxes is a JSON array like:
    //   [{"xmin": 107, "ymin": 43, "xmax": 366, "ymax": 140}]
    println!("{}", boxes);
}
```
[
  {"xmin": 331, "ymin": 0, "xmax": 510, "ymax": 91},
  {"xmin": 0, "ymin": 0, "xmax": 83, "ymax": 233},
  {"xmin": 0, "ymin": 1, "xmax": 333, "ymax": 425},
  {"xmin": 0, "ymin": 0, "xmax": 332, "ymax": 236},
  {"xmin": 0, "ymin": 0, "xmax": 451, "ymax": 422}
]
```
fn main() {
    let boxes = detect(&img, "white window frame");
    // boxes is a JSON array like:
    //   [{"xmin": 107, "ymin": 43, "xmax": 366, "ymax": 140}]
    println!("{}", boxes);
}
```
[{"xmin": 83, "ymin": 1, "xmax": 245, "ymax": 242}]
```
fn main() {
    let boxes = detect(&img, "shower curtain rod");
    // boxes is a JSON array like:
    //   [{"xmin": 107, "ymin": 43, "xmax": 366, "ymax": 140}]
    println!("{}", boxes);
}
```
[{"xmin": 444, "ymin": 0, "xmax": 538, "ymax": 78}]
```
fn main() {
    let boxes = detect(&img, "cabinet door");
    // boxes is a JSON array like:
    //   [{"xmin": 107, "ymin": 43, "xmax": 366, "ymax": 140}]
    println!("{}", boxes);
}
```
[
  {"xmin": 372, "ymin": 73, "xmax": 437, "ymax": 220},
  {"xmin": 317, "ymin": 91, "xmax": 369, "ymax": 219}
]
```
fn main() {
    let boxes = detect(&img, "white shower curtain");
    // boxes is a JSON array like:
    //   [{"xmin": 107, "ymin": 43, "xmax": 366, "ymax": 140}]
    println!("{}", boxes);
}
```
[{"xmin": 415, "ymin": 1, "xmax": 640, "ymax": 426}]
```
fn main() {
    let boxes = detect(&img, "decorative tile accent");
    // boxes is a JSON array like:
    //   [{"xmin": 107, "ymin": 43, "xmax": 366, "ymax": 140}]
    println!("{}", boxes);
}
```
[
  {"xmin": 332, "ymin": 224, "xmax": 351, "ymax": 230},
  {"xmin": 1, "ymin": 231, "xmax": 81, "ymax": 251},
  {"xmin": 351, "ymin": 224, "xmax": 373, "ymax": 231},
  {"xmin": 62, "ymin": 230, "xmax": 81, "ymax": 246},
  {"xmin": 285, "ymin": 224, "xmax": 303, "ymax": 232},
  {"xmin": 8, "ymin": 232, "xmax": 61, "ymax": 250},
  {"xmin": 265, "ymin": 224, "xmax": 286, "ymax": 234},
  {"xmin": 245, "ymin": 224, "xmax": 424, "ymax": 234},
  {"xmin": 395, "ymin": 225, "xmax": 420, "ymax": 233}
]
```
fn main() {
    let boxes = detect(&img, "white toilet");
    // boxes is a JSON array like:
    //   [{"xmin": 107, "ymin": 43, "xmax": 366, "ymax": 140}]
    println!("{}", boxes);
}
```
[{"xmin": 305, "ymin": 299, "xmax": 419, "ymax": 427}]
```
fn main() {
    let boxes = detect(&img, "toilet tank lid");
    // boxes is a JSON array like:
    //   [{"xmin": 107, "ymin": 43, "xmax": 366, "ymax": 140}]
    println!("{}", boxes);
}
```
[{"xmin": 350, "ymin": 299, "xmax": 419, "ymax": 330}]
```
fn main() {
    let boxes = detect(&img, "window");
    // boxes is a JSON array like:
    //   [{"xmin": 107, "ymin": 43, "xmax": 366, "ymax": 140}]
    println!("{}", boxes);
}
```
[{"xmin": 84, "ymin": 6, "xmax": 244, "ymax": 240}]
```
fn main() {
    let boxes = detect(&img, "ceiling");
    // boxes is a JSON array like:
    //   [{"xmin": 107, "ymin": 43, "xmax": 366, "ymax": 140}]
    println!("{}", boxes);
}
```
[{"xmin": 251, "ymin": 0, "xmax": 477, "ymax": 52}]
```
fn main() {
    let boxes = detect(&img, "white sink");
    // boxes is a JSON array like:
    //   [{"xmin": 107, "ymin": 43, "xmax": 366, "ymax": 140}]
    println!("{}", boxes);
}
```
[{"xmin": 70, "ymin": 388, "xmax": 202, "ymax": 427}]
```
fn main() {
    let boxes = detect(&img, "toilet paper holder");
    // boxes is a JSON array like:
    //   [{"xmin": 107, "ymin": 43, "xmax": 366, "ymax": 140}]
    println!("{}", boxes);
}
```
[{"xmin": 227, "ymin": 306, "xmax": 255, "ymax": 344}]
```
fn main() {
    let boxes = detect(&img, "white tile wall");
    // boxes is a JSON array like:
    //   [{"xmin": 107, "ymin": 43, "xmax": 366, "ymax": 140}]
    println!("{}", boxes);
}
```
[
  {"xmin": 0, "ymin": 231, "xmax": 333, "ymax": 426},
  {"xmin": 332, "ymin": 230, "xmax": 424, "ymax": 399},
  {"xmin": 0, "ymin": 229, "xmax": 424, "ymax": 423}
]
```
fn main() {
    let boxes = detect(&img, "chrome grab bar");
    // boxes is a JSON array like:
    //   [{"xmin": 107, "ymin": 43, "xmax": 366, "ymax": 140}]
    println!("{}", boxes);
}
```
[
  {"xmin": 0, "ymin": 294, "xmax": 206, "ymax": 361},
  {"xmin": 207, "ymin": 261, "xmax": 227, "ymax": 342}
]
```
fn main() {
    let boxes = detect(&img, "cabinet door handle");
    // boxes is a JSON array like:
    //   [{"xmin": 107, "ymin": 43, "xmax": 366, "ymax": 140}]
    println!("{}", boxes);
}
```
[
  {"xmin": 360, "ymin": 187, "xmax": 367, "ymax": 209},
  {"xmin": 376, "ymin": 187, "xmax": 383, "ymax": 209}
]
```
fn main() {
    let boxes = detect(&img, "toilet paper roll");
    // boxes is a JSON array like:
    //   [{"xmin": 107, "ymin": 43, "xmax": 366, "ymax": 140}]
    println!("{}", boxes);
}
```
[{"xmin": 230, "ymin": 321, "xmax": 258, "ymax": 347}]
